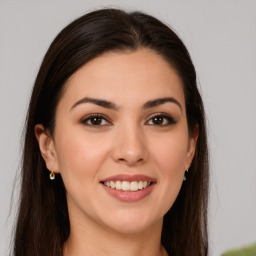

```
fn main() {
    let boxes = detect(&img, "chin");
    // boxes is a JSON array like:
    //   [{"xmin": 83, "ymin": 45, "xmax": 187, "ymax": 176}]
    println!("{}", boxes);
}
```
[{"xmin": 100, "ymin": 210, "xmax": 163, "ymax": 235}]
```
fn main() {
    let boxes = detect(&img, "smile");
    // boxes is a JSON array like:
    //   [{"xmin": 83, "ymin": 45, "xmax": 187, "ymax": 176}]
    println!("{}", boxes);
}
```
[
  {"xmin": 103, "ymin": 181, "xmax": 151, "ymax": 192},
  {"xmin": 100, "ymin": 174, "xmax": 156, "ymax": 201}
]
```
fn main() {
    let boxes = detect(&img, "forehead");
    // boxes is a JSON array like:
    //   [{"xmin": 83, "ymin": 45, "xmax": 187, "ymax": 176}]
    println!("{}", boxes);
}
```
[{"xmin": 59, "ymin": 49, "xmax": 185, "ymax": 109}]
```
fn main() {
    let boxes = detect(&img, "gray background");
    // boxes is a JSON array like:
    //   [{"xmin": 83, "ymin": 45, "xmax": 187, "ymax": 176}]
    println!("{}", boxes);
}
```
[{"xmin": 1, "ymin": 1, "xmax": 256, "ymax": 255}]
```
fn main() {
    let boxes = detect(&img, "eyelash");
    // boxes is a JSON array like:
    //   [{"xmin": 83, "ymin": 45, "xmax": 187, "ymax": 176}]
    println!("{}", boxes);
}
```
[
  {"xmin": 146, "ymin": 113, "xmax": 177, "ymax": 126},
  {"xmin": 81, "ymin": 114, "xmax": 111, "ymax": 126},
  {"xmin": 81, "ymin": 113, "xmax": 177, "ymax": 127}
]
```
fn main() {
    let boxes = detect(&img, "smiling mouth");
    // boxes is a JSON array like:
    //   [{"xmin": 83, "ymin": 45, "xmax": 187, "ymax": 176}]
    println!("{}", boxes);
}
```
[{"xmin": 102, "ymin": 181, "xmax": 152, "ymax": 192}]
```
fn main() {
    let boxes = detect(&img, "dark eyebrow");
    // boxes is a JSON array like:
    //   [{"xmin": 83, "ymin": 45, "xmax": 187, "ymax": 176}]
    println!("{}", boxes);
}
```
[
  {"xmin": 70, "ymin": 97, "xmax": 120, "ymax": 111},
  {"xmin": 70, "ymin": 96, "xmax": 182, "ymax": 112},
  {"xmin": 143, "ymin": 97, "xmax": 182, "ymax": 112}
]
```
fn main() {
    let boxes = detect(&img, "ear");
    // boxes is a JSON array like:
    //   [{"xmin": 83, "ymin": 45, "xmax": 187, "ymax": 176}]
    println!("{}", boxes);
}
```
[
  {"xmin": 34, "ymin": 124, "xmax": 59, "ymax": 173},
  {"xmin": 185, "ymin": 124, "xmax": 199, "ymax": 170}
]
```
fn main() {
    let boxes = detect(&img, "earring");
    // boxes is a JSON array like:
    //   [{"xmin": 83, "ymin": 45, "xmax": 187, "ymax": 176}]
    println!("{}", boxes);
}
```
[
  {"xmin": 183, "ymin": 169, "xmax": 188, "ymax": 181},
  {"xmin": 49, "ymin": 171, "xmax": 55, "ymax": 180}
]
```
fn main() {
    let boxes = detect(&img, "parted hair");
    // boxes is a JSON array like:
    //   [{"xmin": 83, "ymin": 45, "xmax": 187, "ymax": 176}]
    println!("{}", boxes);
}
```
[{"xmin": 14, "ymin": 8, "xmax": 209, "ymax": 256}]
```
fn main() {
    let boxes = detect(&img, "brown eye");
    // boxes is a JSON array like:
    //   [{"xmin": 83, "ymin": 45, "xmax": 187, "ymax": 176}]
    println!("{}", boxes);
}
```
[
  {"xmin": 152, "ymin": 116, "xmax": 164, "ymax": 125},
  {"xmin": 90, "ymin": 117, "xmax": 103, "ymax": 125},
  {"xmin": 81, "ymin": 114, "xmax": 111, "ymax": 126},
  {"xmin": 146, "ymin": 114, "xmax": 176, "ymax": 126}
]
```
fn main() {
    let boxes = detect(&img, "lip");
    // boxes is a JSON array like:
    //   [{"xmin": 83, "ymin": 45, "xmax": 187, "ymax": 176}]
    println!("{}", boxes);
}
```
[
  {"xmin": 100, "ymin": 174, "xmax": 157, "ymax": 183},
  {"xmin": 100, "ymin": 174, "xmax": 156, "ymax": 202}
]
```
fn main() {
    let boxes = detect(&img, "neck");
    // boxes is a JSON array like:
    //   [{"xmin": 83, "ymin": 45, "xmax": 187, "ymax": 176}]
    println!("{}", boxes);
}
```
[{"xmin": 63, "ymin": 211, "xmax": 167, "ymax": 256}]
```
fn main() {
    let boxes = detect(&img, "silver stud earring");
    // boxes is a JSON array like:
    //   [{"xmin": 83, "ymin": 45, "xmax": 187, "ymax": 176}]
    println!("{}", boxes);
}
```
[
  {"xmin": 183, "ymin": 169, "xmax": 188, "ymax": 181},
  {"xmin": 49, "ymin": 171, "xmax": 55, "ymax": 180}
]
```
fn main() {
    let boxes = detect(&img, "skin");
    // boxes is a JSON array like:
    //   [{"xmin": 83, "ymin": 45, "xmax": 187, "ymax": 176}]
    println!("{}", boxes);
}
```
[{"xmin": 35, "ymin": 48, "xmax": 198, "ymax": 256}]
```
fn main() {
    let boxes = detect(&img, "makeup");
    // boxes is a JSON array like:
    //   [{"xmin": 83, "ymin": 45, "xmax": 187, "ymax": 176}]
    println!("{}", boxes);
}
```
[{"xmin": 101, "ymin": 174, "xmax": 156, "ymax": 202}]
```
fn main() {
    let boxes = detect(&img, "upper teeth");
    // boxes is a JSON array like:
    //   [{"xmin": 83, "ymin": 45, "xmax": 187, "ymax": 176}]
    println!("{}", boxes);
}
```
[{"xmin": 103, "ymin": 181, "xmax": 151, "ymax": 191}]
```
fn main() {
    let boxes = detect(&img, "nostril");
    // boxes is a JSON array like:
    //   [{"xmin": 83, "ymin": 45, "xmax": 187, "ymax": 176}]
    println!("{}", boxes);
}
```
[{"xmin": 117, "ymin": 157, "xmax": 144, "ymax": 165}]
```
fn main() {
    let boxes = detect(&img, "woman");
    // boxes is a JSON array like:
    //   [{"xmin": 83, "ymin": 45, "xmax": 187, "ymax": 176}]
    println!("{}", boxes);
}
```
[{"xmin": 14, "ymin": 8, "xmax": 209, "ymax": 256}]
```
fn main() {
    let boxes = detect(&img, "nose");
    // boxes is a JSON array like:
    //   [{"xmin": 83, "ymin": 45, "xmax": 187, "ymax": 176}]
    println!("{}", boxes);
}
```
[{"xmin": 111, "ymin": 124, "xmax": 148, "ymax": 166}]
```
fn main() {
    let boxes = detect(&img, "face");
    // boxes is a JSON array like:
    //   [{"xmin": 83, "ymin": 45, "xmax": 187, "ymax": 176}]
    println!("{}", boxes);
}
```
[{"xmin": 36, "ymin": 49, "xmax": 197, "ymax": 235}]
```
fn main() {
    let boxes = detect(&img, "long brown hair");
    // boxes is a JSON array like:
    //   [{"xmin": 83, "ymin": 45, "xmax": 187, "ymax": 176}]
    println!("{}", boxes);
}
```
[{"xmin": 14, "ymin": 8, "xmax": 209, "ymax": 256}]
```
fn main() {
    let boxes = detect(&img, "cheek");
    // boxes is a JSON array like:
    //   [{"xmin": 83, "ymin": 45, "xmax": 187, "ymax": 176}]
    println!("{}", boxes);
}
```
[
  {"xmin": 149, "ymin": 131, "xmax": 188, "ymax": 212},
  {"xmin": 54, "ymin": 129, "xmax": 111, "ymax": 183},
  {"xmin": 150, "ymin": 131, "xmax": 188, "ymax": 174}
]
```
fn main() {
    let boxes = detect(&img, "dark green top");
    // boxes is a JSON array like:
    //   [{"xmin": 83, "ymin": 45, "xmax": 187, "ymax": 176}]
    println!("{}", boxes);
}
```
[{"xmin": 222, "ymin": 242, "xmax": 256, "ymax": 256}]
